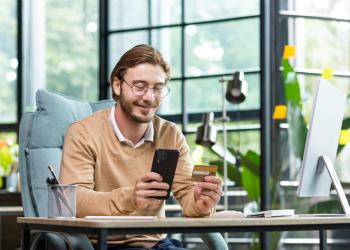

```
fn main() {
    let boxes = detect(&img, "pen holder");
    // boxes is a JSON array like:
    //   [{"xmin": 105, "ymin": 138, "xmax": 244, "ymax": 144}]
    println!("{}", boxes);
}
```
[{"xmin": 48, "ymin": 184, "xmax": 77, "ymax": 218}]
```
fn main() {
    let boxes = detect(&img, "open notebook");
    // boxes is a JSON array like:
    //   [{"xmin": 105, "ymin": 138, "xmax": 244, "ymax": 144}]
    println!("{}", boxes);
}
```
[{"xmin": 213, "ymin": 209, "xmax": 295, "ymax": 218}]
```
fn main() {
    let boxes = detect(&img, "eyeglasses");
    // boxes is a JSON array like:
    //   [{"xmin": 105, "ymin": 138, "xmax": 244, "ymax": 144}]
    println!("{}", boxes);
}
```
[{"xmin": 122, "ymin": 78, "xmax": 170, "ymax": 98}]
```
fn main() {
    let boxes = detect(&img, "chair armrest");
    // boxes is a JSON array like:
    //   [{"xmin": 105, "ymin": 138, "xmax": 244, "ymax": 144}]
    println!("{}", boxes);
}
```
[{"xmin": 197, "ymin": 232, "xmax": 228, "ymax": 250}]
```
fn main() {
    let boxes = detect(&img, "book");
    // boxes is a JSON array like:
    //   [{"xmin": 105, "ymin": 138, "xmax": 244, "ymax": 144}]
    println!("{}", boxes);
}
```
[{"xmin": 212, "ymin": 209, "xmax": 295, "ymax": 219}]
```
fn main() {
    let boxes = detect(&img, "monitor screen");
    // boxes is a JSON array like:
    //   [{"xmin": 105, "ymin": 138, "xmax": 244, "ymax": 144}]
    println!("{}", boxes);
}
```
[{"xmin": 297, "ymin": 78, "xmax": 346, "ymax": 197}]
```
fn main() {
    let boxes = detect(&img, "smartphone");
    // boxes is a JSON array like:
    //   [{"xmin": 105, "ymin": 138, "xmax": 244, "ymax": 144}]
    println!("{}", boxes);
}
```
[{"xmin": 150, "ymin": 149, "xmax": 180, "ymax": 199}]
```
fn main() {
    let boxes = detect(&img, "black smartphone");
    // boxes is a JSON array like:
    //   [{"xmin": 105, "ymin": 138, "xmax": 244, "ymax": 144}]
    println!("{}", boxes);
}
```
[{"xmin": 150, "ymin": 149, "xmax": 180, "ymax": 199}]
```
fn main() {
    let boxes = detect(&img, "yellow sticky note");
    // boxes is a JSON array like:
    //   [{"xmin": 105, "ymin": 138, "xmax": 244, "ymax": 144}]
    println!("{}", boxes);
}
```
[
  {"xmin": 339, "ymin": 130, "xmax": 350, "ymax": 145},
  {"xmin": 283, "ymin": 45, "xmax": 295, "ymax": 59},
  {"xmin": 273, "ymin": 105, "xmax": 287, "ymax": 120},
  {"xmin": 322, "ymin": 68, "xmax": 333, "ymax": 80}
]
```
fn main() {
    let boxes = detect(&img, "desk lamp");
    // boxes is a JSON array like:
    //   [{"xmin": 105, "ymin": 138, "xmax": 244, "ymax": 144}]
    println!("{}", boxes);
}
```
[
  {"xmin": 196, "ymin": 71, "xmax": 248, "ymax": 212},
  {"xmin": 226, "ymin": 71, "xmax": 248, "ymax": 104}
]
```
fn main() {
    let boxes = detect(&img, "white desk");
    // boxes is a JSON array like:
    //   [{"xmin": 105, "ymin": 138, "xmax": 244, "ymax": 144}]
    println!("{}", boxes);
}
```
[{"xmin": 17, "ymin": 216, "xmax": 350, "ymax": 250}]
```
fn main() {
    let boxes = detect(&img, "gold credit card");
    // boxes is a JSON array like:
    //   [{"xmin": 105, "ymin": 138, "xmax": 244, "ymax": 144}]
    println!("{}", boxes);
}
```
[{"xmin": 191, "ymin": 165, "xmax": 218, "ymax": 182}]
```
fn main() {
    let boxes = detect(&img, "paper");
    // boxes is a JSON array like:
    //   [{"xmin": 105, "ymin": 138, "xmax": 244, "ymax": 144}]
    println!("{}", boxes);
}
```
[
  {"xmin": 212, "ymin": 209, "xmax": 295, "ymax": 219},
  {"xmin": 273, "ymin": 105, "xmax": 287, "ymax": 120},
  {"xmin": 322, "ymin": 68, "xmax": 333, "ymax": 80},
  {"xmin": 339, "ymin": 130, "xmax": 350, "ymax": 145},
  {"xmin": 246, "ymin": 209, "xmax": 295, "ymax": 218},
  {"xmin": 84, "ymin": 216, "xmax": 157, "ymax": 220},
  {"xmin": 192, "ymin": 165, "xmax": 217, "ymax": 182},
  {"xmin": 283, "ymin": 45, "xmax": 295, "ymax": 59},
  {"xmin": 212, "ymin": 210, "xmax": 245, "ymax": 218}
]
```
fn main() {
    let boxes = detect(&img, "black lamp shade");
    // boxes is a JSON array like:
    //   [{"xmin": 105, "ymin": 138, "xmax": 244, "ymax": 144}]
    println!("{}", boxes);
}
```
[
  {"xmin": 225, "ymin": 71, "xmax": 248, "ymax": 104},
  {"xmin": 196, "ymin": 112, "xmax": 217, "ymax": 147}
]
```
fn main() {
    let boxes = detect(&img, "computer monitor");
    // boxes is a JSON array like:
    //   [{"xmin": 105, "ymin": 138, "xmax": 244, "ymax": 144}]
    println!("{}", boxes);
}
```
[{"xmin": 297, "ymin": 78, "xmax": 350, "ymax": 215}]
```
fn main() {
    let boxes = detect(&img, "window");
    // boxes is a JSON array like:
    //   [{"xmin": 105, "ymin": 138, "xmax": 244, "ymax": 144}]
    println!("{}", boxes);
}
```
[
  {"xmin": 106, "ymin": 0, "xmax": 261, "ymax": 140},
  {"xmin": 277, "ymin": 0, "xmax": 350, "ymax": 220},
  {"xmin": 278, "ymin": 0, "xmax": 350, "ymax": 172},
  {"xmin": 0, "ymin": 1, "xmax": 17, "ymax": 125},
  {"xmin": 23, "ymin": 0, "xmax": 99, "ymax": 112}
]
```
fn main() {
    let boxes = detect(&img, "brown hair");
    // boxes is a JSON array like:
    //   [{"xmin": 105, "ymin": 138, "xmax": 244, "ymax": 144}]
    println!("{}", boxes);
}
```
[{"xmin": 110, "ymin": 44, "xmax": 171, "ymax": 101}]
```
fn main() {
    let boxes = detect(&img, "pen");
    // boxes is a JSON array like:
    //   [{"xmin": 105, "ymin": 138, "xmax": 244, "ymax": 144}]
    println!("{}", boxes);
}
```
[{"xmin": 48, "ymin": 165, "xmax": 60, "ymax": 184}]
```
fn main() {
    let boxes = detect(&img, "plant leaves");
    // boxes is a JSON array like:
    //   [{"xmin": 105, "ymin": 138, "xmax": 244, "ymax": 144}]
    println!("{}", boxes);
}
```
[
  {"xmin": 211, "ymin": 160, "xmax": 242, "ymax": 187},
  {"xmin": 308, "ymin": 199, "xmax": 342, "ymax": 214},
  {"xmin": 241, "ymin": 150, "xmax": 260, "ymax": 201},
  {"xmin": 282, "ymin": 59, "xmax": 302, "ymax": 107},
  {"xmin": 338, "ymin": 117, "xmax": 350, "ymax": 153},
  {"xmin": 241, "ymin": 165, "xmax": 260, "ymax": 201}
]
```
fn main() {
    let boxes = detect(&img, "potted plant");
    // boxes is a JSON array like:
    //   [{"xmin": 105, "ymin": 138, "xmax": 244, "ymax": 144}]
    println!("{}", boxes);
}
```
[{"xmin": 0, "ymin": 139, "xmax": 19, "ymax": 190}]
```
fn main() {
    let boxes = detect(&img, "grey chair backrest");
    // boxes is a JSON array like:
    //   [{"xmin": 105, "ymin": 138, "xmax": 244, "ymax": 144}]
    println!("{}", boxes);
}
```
[{"xmin": 19, "ymin": 89, "xmax": 115, "ymax": 217}]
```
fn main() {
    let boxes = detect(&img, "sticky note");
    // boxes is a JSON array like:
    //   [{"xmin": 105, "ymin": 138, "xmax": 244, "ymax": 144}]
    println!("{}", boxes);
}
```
[
  {"xmin": 339, "ymin": 130, "xmax": 350, "ymax": 145},
  {"xmin": 273, "ymin": 105, "xmax": 287, "ymax": 120},
  {"xmin": 283, "ymin": 45, "xmax": 295, "ymax": 59},
  {"xmin": 322, "ymin": 68, "xmax": 333, "ymax": 80}
]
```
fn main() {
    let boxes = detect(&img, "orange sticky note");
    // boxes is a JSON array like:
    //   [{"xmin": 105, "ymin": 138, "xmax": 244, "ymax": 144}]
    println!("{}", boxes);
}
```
[
  {"xmin": 283, "ymin": 45, "xmax": 295, "ymax": 59},
  {"xmin": 339, "ymin": 130, "xmax": 350, "ymax": 145},
  {"xmin": 322, "ymin": 68, "xmax": 333, "ymax": 80},
  {"xmin": 273, "ymin": 105, "xmax": 287, "ymax": 120}
]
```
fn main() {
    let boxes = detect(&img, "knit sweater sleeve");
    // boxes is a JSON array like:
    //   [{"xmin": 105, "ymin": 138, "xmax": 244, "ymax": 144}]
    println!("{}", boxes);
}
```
[
  {"xmin": 171, "ymin": 128, "xmax": 215, "ymax": 218},
  {"xmin": 59, "ymin": 122, "xmax": 137, "ymax": 217}
]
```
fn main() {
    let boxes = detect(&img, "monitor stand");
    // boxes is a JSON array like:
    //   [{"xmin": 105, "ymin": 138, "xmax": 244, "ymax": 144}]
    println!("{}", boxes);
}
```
[{"xmin": 317, "ymin": 155, "xmax": 350, "ymax": 216}]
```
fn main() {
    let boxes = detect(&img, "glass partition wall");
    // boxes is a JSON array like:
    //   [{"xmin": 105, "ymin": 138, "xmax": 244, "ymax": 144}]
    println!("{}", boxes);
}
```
[{"xmin": 274, "ymin": 0, "xmax": 350, "ymax": 248}]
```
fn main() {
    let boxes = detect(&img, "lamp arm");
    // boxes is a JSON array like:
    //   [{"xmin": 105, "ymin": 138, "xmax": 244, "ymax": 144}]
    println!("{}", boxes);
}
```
[{"xmin": 210, "ymin": 144, "xmax": 236, "ymax": 167}]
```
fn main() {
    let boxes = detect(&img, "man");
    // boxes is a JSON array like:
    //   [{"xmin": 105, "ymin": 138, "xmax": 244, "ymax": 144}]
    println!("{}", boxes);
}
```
[{"xmin": 60, "ymin": 44, "xmax": 223, "ymax": 249}]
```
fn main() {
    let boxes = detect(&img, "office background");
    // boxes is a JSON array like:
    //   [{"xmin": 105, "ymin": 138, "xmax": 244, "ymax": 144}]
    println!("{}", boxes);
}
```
[{"xmin": 1, "ymin": 0, "xmax": 350, "ymax": 249}]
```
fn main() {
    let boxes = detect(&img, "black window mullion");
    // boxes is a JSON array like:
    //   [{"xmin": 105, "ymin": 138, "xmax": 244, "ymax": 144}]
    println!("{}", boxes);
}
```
[
  {"xmin": 147, "ymin": 0, "xmax": 152, "ymax": 44},
  {"xmin": 180, "ymin": 0, "xmax": 187, "ymax": 132},
  {"xmin": 0, "ymin": 124, "xmax": 18, "ymax": 132},
  {"xmin": 16, "ymin": 0, "xmax": 23, "ymax": 135},
  {"xmin": 99, "ymin": 0, "xmax": 109, "ymax": 100}
]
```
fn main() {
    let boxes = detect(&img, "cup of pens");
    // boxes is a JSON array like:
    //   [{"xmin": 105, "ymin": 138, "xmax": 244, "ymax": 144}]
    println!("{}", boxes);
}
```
[{"xmin": 48, "ymin": 184, "xmax": 77, "ymax": 218}]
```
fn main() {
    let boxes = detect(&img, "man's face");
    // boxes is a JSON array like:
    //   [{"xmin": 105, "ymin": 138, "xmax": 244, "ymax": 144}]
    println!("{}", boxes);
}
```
[{"xmin": 113, "ymin": 63, "xmax": 167, "ymax": 123}]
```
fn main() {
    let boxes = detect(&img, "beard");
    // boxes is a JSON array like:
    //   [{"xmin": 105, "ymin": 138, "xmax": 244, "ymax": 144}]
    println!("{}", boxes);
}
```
[{"xmin": 118, "ymin": 90, "xmax": 160, "ymax": 123}]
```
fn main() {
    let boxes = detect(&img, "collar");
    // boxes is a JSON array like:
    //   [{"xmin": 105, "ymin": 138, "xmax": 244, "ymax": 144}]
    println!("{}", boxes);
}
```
[{"xmin": 109, "ymin": 105, "xmax": 154, "ymax": 148}]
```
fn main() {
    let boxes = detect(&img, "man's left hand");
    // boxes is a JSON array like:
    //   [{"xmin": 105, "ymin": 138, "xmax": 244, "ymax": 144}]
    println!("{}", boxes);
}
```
[{"xmin": 194, "ymin": 175, "xmax": 223, "ymax": 213}]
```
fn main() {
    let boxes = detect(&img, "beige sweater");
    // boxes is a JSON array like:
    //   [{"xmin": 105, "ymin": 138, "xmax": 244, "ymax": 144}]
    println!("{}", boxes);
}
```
[{"xmin": 60, "ymin": 108, "xmax": 212, "ymax": 248}]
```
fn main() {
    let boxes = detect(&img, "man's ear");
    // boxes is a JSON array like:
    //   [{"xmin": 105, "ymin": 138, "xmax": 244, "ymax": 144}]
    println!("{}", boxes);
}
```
[{"xmin": 112, "ymin": 77, "xmax": 121, "ymax": 97}]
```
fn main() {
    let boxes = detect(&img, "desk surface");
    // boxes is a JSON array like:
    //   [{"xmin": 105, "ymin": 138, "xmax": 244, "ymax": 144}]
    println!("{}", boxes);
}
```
[{"xmin": 17, "ymin": 216, "xmax": 350, "ymax": 229}]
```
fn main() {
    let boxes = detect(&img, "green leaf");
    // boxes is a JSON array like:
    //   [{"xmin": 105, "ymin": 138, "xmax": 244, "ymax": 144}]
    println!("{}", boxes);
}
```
[
  {"xmin": 241, "ymin": 165, "xmax": 260, "ymax": 201},
  {"xmin": 338, "ymin": 117, "xmax": 350, "ymax": 153},
  {"xmin": 238, "ymin": 150, "xmax": 260, "ymax": 176},
  {"xmin": 282, "ymin": 59, "xmax": 302, "ymax": 107},
  {"xmin": 308, "ymin": 199, "xmax": 342, "ymax": 214},
  {"xmin": 239, "ymin": 150, "xmax": 261, "ymax": 201},
  {"xmin": 211, "ymin": 149, "xmax": 262, "ymax": 202},
  {"xmin": 212, "ymin": 160, "xmax": 242, "ymax": 187},
  {"xmin": 287, "ymin": 102, "xmax": 308, "ymax": 160}
]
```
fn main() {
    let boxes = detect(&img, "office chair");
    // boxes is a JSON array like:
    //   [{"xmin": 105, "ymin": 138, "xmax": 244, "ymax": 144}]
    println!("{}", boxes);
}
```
[{"xmin": 19, "ymin": 88, "xmax": 227, "ymax": 250}]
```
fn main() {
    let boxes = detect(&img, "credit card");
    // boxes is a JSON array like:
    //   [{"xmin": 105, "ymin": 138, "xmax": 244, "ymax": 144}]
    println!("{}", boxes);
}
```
[{"xmin": 191, "ymin": 165, "xmax": 218, "ymax": 182}]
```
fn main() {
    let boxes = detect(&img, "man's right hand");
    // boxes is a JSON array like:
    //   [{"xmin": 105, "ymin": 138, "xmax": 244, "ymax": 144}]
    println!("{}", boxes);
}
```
[{"xmin": 134, "ymin": 172, "xmax": 169, "ymax": 213}]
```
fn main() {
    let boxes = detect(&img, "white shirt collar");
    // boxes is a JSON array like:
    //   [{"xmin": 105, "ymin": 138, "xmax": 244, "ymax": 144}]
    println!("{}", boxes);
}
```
[{"xmin": 109, "ymin": 105, "xmax": 154, "ymax": 148}]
